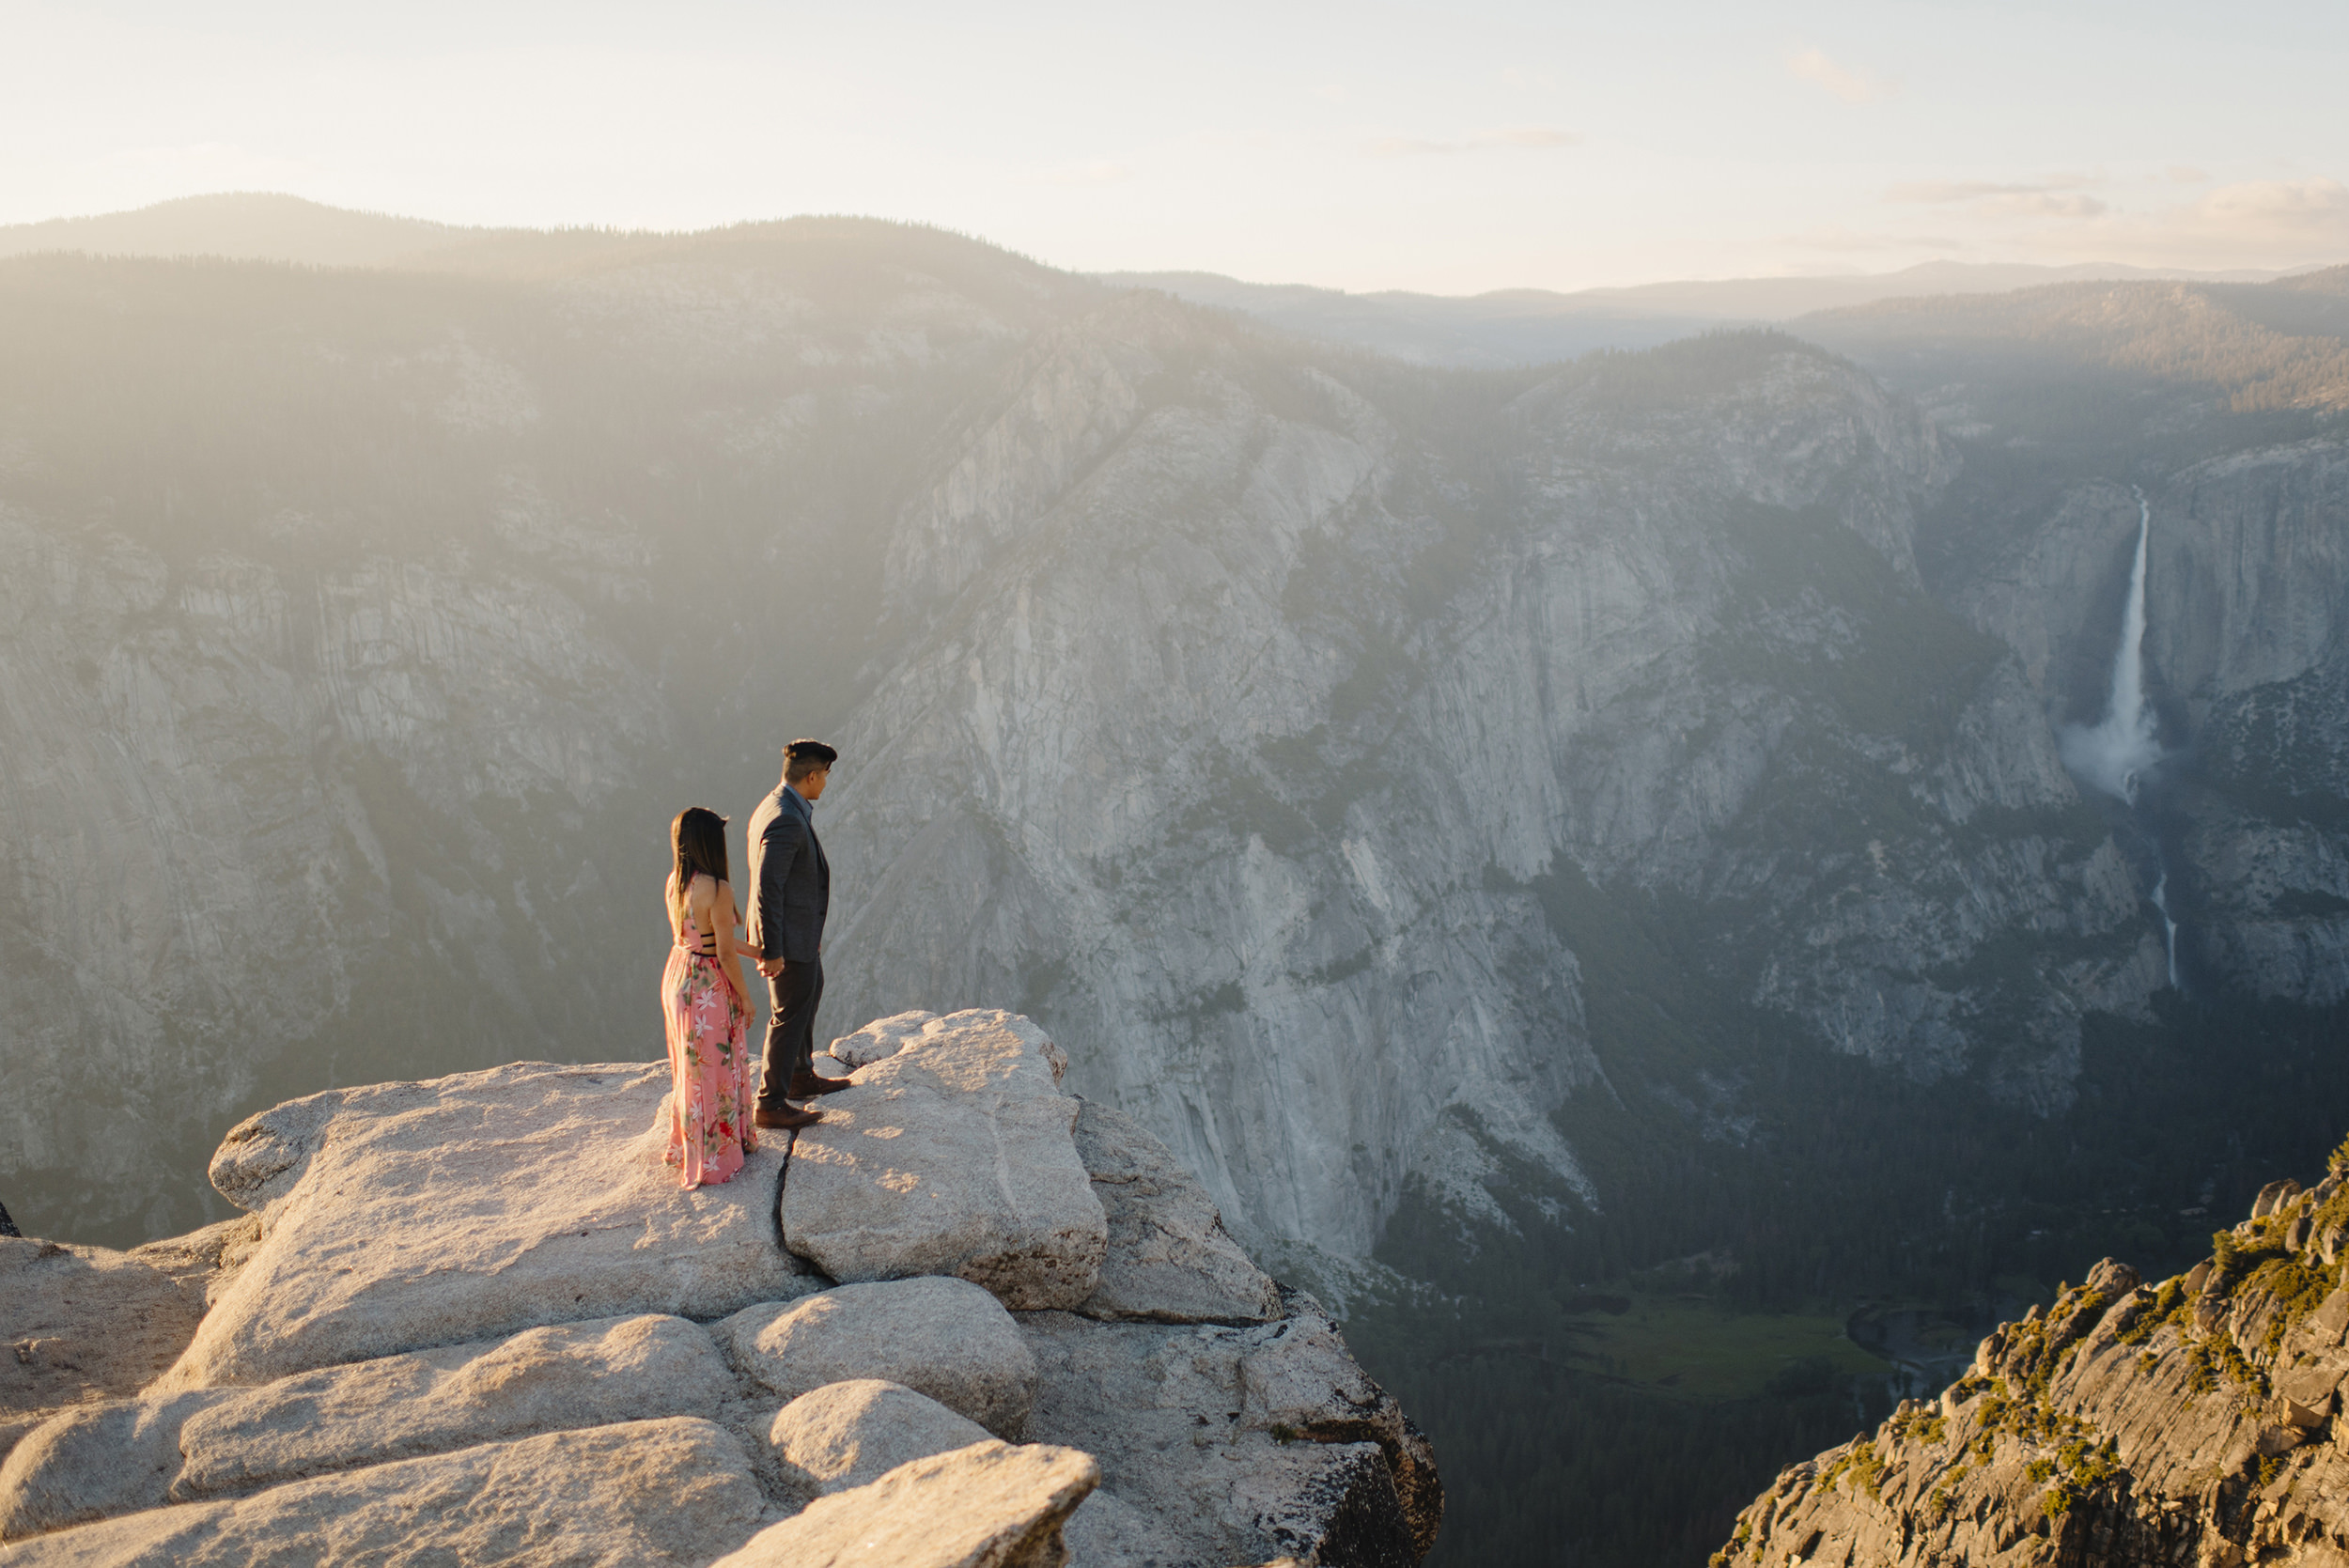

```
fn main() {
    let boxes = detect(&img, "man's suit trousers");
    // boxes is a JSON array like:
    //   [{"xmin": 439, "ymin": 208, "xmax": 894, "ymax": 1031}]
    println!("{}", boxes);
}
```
[{"xmin": 758, "ymin": 956, "xmax": 823, "ymax": 1107}]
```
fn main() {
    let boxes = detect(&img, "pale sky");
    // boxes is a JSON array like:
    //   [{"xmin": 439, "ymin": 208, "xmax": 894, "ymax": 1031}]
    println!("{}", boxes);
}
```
[{"xmin": 4, "ymin": 0, "xmax": 2343, "ymax": 293}]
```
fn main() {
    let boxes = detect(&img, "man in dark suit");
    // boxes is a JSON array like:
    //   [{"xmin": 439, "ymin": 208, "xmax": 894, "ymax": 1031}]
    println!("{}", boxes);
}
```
[{"xmin": 746, "ymin": 738, "xmax": 850, "ymax": 1129}]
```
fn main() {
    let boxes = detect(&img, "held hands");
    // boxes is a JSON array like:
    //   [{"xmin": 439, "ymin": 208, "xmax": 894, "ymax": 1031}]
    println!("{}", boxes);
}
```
[{"xmin": 757, "ymin": 955, "xmax": 786, "ymax": 979}]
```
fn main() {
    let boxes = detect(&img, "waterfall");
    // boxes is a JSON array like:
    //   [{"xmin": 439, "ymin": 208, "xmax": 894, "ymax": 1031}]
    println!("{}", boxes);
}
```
[
  {"xmin": 2059, "ymin": 490, "xmax": 2161, "ymax": 803},
  {"xmin": 2061, "ymin": 490, "xmax": 2183, "ymax": 989},
  {"xmin": 2151, "ymin": 874, "xmax": 2181, "ymax": 989}
]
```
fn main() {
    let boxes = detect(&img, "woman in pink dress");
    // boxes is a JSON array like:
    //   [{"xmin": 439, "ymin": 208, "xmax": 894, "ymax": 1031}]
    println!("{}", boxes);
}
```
[{"xmin": 660, "ymin": 807, "xmax": 763, "ymax": 1187}]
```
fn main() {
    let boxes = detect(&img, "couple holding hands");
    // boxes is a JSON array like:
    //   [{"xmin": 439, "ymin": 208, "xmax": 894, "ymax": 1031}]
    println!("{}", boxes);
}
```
[{"xmin": 658, "ymin": 738, "xmax": 850, "ymax": 1188}]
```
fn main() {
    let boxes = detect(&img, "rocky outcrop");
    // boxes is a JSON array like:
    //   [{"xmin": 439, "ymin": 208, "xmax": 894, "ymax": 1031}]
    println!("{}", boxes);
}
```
[
  {"xmin": 720, "ymin": 1279, "xmax": 1038, "ymax": 1438},
  {"xmin": 164, "ymin": 1062, "xmax": 810, "ymax": 1389},
  {"xmin": 0, "ymin": 1013, "xmax": 1438, "ymax": 1567},
  {"xmin": 780, "ymin": 1011, "xmax": 1105, "ymax": 1309},
  {"xmin": 767, "ymin": 1380, "xmax": 994, "ymax": 1496},
  {"xmin": 711, "ymin": 1440, "xmax": 1099, "ymax": 1568},
  {"xmin": 1071, "ymin": 1099, "xmax": 1283, "ymax": 1325},
  {"xmin": 1019, "ymin": 1291, "xmax": 1442, "ymax": 1564},
  {"xmin": 4, "ymin": 1419, "xmax": 768, "ymax": 1568},
  {"xmin": 1721, "ymin": 1160, "xmax": 2349, "ymax": 1567}
]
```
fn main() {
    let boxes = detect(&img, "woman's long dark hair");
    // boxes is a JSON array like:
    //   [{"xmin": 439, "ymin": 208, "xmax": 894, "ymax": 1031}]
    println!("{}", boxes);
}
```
[{"xmin": 671, "ymin": 807, "xmax": 730, "ymax": 898}]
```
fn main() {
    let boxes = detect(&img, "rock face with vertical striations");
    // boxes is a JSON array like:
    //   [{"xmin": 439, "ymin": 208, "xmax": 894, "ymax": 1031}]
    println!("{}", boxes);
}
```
[
  {"xmin": 0, "ymin": 1012, "xmax": 1439, "ymax": 1567},
  {"xmin": 1719, "ymin": 1160, "xmax": 2349, "ymax": 1568}
]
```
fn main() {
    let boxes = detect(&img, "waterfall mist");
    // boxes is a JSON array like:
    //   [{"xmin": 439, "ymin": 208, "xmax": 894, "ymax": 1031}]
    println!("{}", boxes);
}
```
[{"xmin": 2060, "ymin": 491, "xmax": 2163, "ymax": 803}]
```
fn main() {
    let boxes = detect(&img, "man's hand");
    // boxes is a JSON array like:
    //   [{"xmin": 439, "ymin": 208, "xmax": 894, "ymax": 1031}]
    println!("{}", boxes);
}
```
[{"xmin": 757, "ymin": 955, "xmax": 785, "ymax": 979}]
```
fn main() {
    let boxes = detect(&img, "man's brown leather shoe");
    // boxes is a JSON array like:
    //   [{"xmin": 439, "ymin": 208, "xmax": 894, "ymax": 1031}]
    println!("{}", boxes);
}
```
[
  {"xmin": 788, "ymin": 1072, "xmax": 853, "ymax": 1097},
  {"xmin": 753, "ymin": 1104, "xmax": 822, "ymax": 1130}
]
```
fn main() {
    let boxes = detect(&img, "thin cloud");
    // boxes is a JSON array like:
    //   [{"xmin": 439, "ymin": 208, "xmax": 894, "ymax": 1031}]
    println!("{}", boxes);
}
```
[
  {"xmin": 1887, "ymin": 179, "xmax": 2074, "ymax": 204},
  {"xmin": 1886, "ymin": 176, "xmax": 2107, "ymax": 219},
  {"xmin": 2002, "ymin": 178, "xmax": 2349, "ymax": 270},
  {"xmin": 1786, "ymin": 47, "xmax": 1892, "ymax": 104},
  {"xmin": 1366, "ymin": 127, "xmax": 1579, "ymax": 158},
  {"xmin": 2191, "ymin": 177, "xmax": 2349, "ymax": 241},
  {"xmin": 2167, "ymin": 165, "xmax": 2208, "ymax": 184}
]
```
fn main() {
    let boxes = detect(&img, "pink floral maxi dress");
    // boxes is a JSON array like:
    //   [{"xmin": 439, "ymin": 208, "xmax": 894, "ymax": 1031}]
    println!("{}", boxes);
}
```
[{"xmin": 661, "ymin": 914, "xmax": 760, "ymax": 1187}]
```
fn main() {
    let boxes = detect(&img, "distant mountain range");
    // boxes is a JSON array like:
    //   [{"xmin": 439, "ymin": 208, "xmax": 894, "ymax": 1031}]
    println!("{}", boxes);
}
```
[
  {"xmin": 0, "ymin": 194, "xmax": 2311, "ymax": 367},
  {"xmin": 1101, "ymin": 260, "xmax": 2310, "ymax": 366}
]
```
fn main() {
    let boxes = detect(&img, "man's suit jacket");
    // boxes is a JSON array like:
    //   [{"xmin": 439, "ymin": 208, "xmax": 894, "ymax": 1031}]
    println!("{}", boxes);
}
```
[{"xmin": 746, "ymin": 784, "xmax": 830, "ymax": 965}]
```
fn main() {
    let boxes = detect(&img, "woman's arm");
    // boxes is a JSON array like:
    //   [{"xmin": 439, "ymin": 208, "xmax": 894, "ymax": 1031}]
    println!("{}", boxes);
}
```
[{"xmin": 708, "ymin": 879, "xmax": 756, "ymax": 1016}]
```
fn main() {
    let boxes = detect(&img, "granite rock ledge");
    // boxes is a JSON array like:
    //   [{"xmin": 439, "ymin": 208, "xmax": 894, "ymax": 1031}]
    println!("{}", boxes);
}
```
[{"xmin": 0, "ymin": 1009, "xmax": 1439, "ymax": 1568}]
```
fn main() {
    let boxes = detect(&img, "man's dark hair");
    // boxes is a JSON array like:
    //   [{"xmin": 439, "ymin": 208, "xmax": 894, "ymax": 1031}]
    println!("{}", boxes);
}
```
[{"xmin": 784, "ymin": 738, "xmax": 838, "ymax": 783}]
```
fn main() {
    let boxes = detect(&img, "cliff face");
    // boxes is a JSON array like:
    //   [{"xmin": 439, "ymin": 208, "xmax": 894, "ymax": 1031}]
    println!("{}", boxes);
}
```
[
  {"xmin": 0, "ymin": 502, "xmax": 668, "ymax": 1237},
  {"xmin": 819, "ymin": 320, "xmax": 2158, "ymax": 1254},
  {"xmin": 1724, "ymin": 1167, "xmax": 2349, "ymax": 1568},
  {"xmin": 2157, "ymin": 442, "xmax": 2349, "ymax": 1005}
]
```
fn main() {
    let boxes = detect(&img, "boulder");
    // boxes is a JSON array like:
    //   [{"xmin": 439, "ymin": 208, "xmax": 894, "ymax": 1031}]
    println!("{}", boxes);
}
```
[
  {"xmin": 1018, "ymin": 1292, "xmax": 1437, "ymax": 1564},
  {"xmin": 0, "ymin": 1237, "xmax": 207, "ymax": 1453},
  {"xmin": 709, "ymin": 1439, "xmax": 1097, "ymax": 1568},
  {"xmin": 768, "ymin": 1380, "xmax": 992, "ymax": 1494},
  {"xmin": 3, "ymin": 1418, "xmax": 765, "ymax": 1567},
  {"xmin": 1069, "ymin": 1100, "xmax": 1281, "ymax": 1325},
  {"xmin": 0, "ymin": 1391, "xmax": 230, "ymax": 1540},
  {"xmin": 722, "ymin": 1278, "xmax": 1038, "ymax": 1438},
  {"xmin": 2278, "ymin": 1365, "xmax": 2342, "ymax": 1423},
  {"xmin": 2084, "ymin": 1258, "xmax": 2140, "ymax": 1296},
  {"xmin": 2091, "ymin": 1287, "xmax": 2153, "ymax": 1347},
  {"xmin": 2308, "ymin": 1288, "xmax": 2349, "ymax": 1349},
  {"xmin": 172, "ymin": 1313, "xmax": 743, "ymax": 1500},
  {"xmin": 828, "ymin": 1011, "xmax": 941, "ymax": 1069},
  {"xmin": 162, "ymin": 1062, "xmax": 812, "ymax": 1389},
  {"xmin": 780, "ymin": 1012, "xmax": 1106, "ymax": 1310},
  {"xmin": 2257, "ymin": 1422, "xmax": 2310, "ymax": 1456}
]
